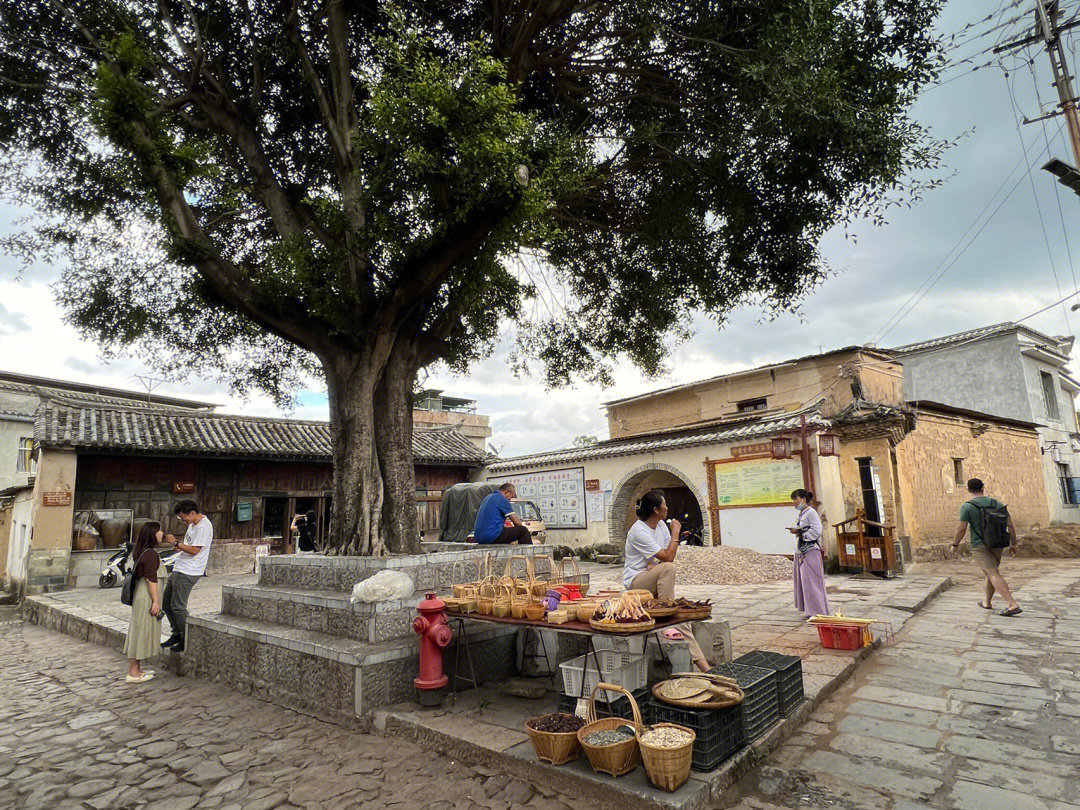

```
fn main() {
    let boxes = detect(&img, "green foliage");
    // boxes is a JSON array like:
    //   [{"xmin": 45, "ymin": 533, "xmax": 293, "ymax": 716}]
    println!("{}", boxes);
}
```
[{"xmin": 0, "ymin": 0, "xmax": 947, "ymax": 403}]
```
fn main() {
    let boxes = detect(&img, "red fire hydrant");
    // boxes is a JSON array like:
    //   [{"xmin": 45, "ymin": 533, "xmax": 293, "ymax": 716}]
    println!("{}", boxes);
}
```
[{"xmin": 413, "ymin": 592, "xmax": 453, "ymax": 701}]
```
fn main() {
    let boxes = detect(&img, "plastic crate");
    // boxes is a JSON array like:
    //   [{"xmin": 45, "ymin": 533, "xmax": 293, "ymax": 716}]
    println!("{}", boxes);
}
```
[
  {"xmin": 558, "ymin": 686, "xmax": 652, "ymax": 723},
  {"xmin": 814, "ymin": 624, "xmax": 865, "ymax": 650},
  {"xmin": 651, "ymin": 702, "xmax": 744, "ymax": 772},
  {"xmin": 559, "ymin": 650, "xmax": 648, "ymax": 696},
  {"xmin": 734, "ymin": 650, "xmax": 805, "ymax": 716},
  {"xmin": 709, "ymin": 662, "xmax": 779, "ymax": 741}
]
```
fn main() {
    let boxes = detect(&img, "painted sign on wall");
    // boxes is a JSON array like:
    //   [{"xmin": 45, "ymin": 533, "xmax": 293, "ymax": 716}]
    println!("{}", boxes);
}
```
[
  {"xmin": 712, "ymin": 457, "xmax": 804, "ymax": 507},
  {"xmin": 488, "ymin": 467, "xmax": 587, "ymax": 529}
]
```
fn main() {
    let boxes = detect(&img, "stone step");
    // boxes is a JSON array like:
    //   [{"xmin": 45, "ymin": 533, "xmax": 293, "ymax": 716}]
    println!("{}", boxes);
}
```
[
  {"xmin": 184, "ymin": 611, "xmax": 520, "ymax": 728},
  {"xmin": 222, "ymin": 583, "xmax": 419, "ymax": 643}
]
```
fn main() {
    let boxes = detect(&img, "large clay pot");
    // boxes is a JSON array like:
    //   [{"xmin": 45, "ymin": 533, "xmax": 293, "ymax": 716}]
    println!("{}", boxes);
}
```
[
  {"xmin": 72, "ymin": 529, "xmax": 99, "ymax": 551},
  {"xmin": 96, "ymin": 518, "xmax": 131, "ymax": 549}
]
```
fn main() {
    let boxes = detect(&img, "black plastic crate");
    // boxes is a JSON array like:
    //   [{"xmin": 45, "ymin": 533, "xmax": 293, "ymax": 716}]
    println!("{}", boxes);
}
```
[
  {"xmin": 651, "ymin": 701, "xmax": 744, "ymax": 771},
  {"xmin": 709, "ymin": 662, "xmax": 780, "ymax": 742},
  {"xmin": 557, "ymin": 686, "xmax": 652, "ymax": 723},
  {"xmin": 735, "ymin": 650, "xmax": 805, "ymax": 716}
]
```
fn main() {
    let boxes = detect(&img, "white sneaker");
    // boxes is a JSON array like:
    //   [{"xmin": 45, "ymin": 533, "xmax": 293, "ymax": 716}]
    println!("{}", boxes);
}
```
[{"xmin": 124, "ymin": 672, "xmax": 154, "ymax": 683}]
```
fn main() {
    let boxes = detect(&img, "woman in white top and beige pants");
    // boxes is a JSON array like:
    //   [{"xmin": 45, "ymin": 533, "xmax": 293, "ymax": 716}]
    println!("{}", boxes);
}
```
[{"xmin": 623, "ymin": 490, "xmax": 709, "ymax": 672}]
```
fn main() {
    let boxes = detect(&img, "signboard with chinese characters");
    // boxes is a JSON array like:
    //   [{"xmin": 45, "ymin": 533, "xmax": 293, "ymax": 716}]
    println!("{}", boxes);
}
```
[
  {"xmin": 585, "ymin": 479, "xmax": 600, "ymax": 492},
  {"xmin": 42, "ymin": 490, "xmax": 72, "ymax": 507},
  {"xmin": 730, "ymin": 441, "xmax": 773, "ymax": 459},
  {"xmin": 711, "ymin": 457, "xmax": 803, "ymax": 508},
  {"xmin": 488, "ymin": 467, "xmax": 587, "ymax": 529}
]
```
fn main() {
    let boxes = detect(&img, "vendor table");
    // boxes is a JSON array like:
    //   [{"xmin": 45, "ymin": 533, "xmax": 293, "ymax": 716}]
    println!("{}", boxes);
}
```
[{"xmin": 446, "ymin": 611, "xmax": 702, "ymax": 708}]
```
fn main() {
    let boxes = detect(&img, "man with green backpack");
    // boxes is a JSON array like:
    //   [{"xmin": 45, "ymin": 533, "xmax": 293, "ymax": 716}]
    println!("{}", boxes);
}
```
[{"xmin": 951, "ymin": 478, "xmax": 1022, "ymax": 617}]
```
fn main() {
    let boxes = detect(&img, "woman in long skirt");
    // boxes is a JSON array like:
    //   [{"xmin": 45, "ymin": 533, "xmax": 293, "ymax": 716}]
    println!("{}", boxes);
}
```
[
  {"xmin": 123, "ymin": 521, "xmax": 166, "ymax": 683},
  {"xmin": 789, "ymin": 489, "xmax": 830, "ymax": 619}
]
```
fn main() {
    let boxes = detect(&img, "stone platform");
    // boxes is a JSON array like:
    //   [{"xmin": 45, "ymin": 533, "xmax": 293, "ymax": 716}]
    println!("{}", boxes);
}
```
[{"xmin": 183, "ymin": 545, "xmax": 583, "ymax": 728}]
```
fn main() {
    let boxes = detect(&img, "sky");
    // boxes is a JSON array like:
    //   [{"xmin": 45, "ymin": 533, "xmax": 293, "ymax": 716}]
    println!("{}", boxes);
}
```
[{"xmin": 2, "ymin": 1, "xmax": 1080, "ymax": 457}]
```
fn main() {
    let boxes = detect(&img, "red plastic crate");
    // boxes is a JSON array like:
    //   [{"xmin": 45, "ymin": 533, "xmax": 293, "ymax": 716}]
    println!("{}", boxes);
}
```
[{"xmin": 815, "ymin": 624, "xmax": 865, "ymax": 650}]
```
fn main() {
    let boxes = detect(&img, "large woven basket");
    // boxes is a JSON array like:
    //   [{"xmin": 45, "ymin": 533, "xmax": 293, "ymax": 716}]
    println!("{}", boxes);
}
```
[
  {"xmin": 638, "ymin": 723, "xmax": 696, "ymax": 792},
  {"xmin": 576, "ymin": 683, "xmax": 643, "ymax": 777},
  {"xmin": 525, "ymin": 716, "xmax": 582, "ymax": 766}
]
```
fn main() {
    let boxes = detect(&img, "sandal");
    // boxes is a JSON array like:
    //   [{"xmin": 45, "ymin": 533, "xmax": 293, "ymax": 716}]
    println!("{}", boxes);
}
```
[
  {"xmin": 977, "ymin": 600, "xmax": 993, "ymax": 610},
  {"xmin": 999, "ymin": 606, "xmax": 1022, "ymax": 617}
]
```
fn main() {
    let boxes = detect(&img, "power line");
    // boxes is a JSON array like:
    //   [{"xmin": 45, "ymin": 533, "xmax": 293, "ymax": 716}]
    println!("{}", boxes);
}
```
[
  {"xmin": 867, "ymin": 132, "xmax": 1054, "ymax": 347},
  {"xmin": 1005, "ymin": 68, "xmax": 1074, "ymax": 334}
]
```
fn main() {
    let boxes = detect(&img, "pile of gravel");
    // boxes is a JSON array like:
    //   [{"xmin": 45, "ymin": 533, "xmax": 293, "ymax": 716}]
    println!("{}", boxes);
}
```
[{"xmin": 675, "ymin": 545, "xmax": 792, "ymax": 586}]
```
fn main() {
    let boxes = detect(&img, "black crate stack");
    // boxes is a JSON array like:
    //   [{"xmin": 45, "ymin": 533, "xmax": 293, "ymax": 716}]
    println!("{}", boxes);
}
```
[
  {"xmin": 734, "ymin": 650, "xmax": 805, "ymax": 715},
  {"xmin": 650, "ymin": 701, "xmax": 744, "ymax": 772},
  {"xmin": 709, "ymin": 662, "xmax": 780, "ymax": 742}
]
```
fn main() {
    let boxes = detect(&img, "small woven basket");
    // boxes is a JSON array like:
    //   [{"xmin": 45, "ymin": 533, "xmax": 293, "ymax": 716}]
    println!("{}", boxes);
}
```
[
  {"xmin": 525, "ymin": 715, "xmax": 582, "ymax": 766},
  {"xmin": 638, "ymin": 723, "xmax": 696, "ymax": 792},
  {"xmin": 492, "ymin": 582, "xmax": 512, "ymax": 618},
  {"xmin": 524, "ymin": 602, "xmax": 546, "ymax": 621},
  {"xmin": 577, "ymin": 683, "xmax": 643, "ymax": 778},
  {"xmin": 561, "ymin": 556, "xmax": 590, "ymax": 596}
]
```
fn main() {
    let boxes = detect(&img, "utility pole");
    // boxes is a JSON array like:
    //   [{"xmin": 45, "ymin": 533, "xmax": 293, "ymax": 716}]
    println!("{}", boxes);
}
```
[{"xmin": 997, "ymin": 0, "xmax": 1080, "ymax": 192}]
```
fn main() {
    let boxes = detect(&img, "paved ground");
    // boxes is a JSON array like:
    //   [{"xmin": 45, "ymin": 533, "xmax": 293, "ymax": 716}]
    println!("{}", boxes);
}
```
[
  {"xmin": 0, "ymin": 622, "xmax": 572, "ymax": 810},
  {"xmin": 725, "ymin": 558, "xmax": 1080, "ymax": 810}
]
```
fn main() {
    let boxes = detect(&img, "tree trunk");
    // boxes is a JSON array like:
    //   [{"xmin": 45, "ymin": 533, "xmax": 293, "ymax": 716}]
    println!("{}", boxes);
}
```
[
  {"xmin": 374, "ymin": 337, "xmax": 421, "ymax": 555},
  {"xmin": 324, "ymin": 352, "xmax": 385, "ymax": 556}
]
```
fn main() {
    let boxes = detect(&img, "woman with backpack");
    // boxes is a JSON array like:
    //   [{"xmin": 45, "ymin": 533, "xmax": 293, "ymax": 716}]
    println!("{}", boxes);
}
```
[
  {"xmin": 123, "ymin": 521, "xmax": 166, "ymax": 683},
  {"xmin": 790, "ymin": 489, "xmax": 830, "ymax": 619}
]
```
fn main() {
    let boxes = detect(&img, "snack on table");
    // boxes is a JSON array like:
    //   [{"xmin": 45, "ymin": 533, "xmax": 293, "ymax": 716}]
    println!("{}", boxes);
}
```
[{"xmin": 591, "ymin": 592, "xmax": 650, "ymax": 623}]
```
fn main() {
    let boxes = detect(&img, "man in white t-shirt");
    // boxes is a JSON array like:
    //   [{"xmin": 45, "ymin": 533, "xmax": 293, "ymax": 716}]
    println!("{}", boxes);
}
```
[{"xmin": 161, "ymin": 499, "xmax": 214, "ymax": 652}]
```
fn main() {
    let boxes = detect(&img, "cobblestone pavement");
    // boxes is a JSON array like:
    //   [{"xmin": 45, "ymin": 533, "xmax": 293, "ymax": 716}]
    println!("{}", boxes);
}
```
[
  {"xmin": 725, "ymin": 558, "xmax": 1080, "ymax": 810},
  {"xmin": 0, "ymin": 623, "xmax": 574, "ymax": 810}
]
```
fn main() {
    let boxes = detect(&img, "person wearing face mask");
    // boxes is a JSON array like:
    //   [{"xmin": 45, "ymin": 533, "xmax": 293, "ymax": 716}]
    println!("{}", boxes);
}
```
[
  {"xmin": 623, "ymin": 490, "xmax": 710, "ymax": 672},
  {"xmin": 789, "ymin": 488, "xmax": 829, "ymax": 619}
]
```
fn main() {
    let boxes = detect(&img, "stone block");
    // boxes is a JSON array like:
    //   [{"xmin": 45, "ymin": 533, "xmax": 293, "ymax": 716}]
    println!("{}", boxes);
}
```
[
  {"xmin": 327, "ymin": 609, "xmax": 369, "ymax": 642},
  {"xmin": 357, "ymin": 663, "xmax": 389, "ymax": 715},
  {"xmin": 372, "ymin": 608, "xmax": 413, "ymax": 643}
]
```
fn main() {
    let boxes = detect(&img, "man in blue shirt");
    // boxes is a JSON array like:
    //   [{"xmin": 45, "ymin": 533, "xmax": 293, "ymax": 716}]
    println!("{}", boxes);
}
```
[{"xmin": 473, "ymin": 483, "xmax": 533, "ymax": 544}]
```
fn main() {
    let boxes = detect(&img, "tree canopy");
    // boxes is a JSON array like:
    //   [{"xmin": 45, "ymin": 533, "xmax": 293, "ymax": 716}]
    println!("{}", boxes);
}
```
[{"xmin": 0, "ymin": 0, "xmax": 945, "ymax": 554}]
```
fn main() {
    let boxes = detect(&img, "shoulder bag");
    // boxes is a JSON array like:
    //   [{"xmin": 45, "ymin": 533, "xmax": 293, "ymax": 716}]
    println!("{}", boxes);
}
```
[{"xmin": 120, "ymin": 549, "xmax": 150, "ymax": 606}]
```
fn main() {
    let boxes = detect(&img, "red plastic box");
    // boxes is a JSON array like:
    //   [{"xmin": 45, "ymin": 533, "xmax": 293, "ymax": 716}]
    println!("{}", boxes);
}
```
[{"xmin": 815, "ymin": 624, "xmax": 865, "ymax": 650}]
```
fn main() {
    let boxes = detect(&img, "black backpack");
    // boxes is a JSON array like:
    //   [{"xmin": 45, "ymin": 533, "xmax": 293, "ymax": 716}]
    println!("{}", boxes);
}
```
[
  {"xmin": 968, "ymin": 499, "xmax": 1012, "ymax": 549},
  {"xmin": 120, "ymin": 549, "xmax": 150, "ymax": 606}
]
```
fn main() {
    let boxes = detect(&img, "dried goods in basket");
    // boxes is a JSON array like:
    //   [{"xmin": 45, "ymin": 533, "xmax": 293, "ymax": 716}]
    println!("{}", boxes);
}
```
[
  {"xmin": 589, "ymin": 592, "xmax": 655, "ymax": 634},
  {"xmin": 643, "ymin": 599, "xmax": 679, "ymax": 618},
  {"xmin": 525, "ymin": 713, "xmax": 585, "ymax": 765},
  {"xmin": 650, "ymin": 673, "xmax": 744, "ymax": 709},
  {"xmin": 577, "ymin": 683, "xmax": 644, "ymax": 777},
  {"xmin": 637, "ymin": 723, "xmax": 696, "ymax": 792},
  {"xmin": 673, "ymin": 597, "xmax": 713, "ymax": 621}
]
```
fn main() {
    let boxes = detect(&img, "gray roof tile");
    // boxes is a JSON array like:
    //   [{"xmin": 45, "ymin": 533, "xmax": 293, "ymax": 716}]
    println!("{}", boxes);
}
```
[{"xmin": 35, "ymin": 403, "xmax": 484, "ymax": 465}]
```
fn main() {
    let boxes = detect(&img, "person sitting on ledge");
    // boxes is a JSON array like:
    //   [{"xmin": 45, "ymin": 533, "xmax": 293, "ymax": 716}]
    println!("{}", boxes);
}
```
[
  {"xmin": 473, "ymin": 483, "xmax": 533, "ymax": 545},
  {"xmin": 623, "ymin": 489, "xmax": 709, "ymax": 672}
]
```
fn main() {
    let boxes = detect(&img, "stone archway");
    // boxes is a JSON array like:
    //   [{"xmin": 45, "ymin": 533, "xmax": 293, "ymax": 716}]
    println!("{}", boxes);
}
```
[{"xmin": 607, "ymin": 462, "xmax": 710, "ymax": 546}]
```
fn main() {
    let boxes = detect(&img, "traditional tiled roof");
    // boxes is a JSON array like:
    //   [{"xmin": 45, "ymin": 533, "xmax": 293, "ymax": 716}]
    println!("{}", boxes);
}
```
[
  {"xmin": 34, "ymin": 403, "xmax": 485, "ymax": 465},
  {"xmin": 487, "ymin": 408, "xmax": 830, "ymax": 472},
  {"xmin": 0, "ymin": 370, "xmax": 215, "ymax": 412},
  {"xmin": 889, "ymin": 321, "xmax": 1068, "ymax": 356}
]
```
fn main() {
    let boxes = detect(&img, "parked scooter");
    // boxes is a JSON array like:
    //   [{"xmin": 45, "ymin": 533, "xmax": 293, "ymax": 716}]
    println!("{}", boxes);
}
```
[{"xmin": 98, "ymin": 542, "xmax": 183, "ymax": 589}]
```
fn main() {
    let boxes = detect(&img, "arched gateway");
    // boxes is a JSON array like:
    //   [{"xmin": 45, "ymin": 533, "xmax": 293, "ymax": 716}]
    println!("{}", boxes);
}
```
[{"xmin": 607, "ymin": 462, "xmax": 710, "ymax": 547}]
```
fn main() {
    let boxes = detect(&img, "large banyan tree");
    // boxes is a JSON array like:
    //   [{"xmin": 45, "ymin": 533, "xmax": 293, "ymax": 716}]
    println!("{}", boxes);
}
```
[{"xmin": 0, "ymin": 1, "xmax": 944, "ymax": 554}]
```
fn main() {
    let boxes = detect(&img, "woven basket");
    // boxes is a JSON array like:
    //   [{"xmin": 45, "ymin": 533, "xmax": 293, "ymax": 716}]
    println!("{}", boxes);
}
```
[
  {"xmin": 577, "ymin": 683, "xmax": 643, "ymax": 777},
  {"xmin": 540, "ymin": 554, "xmax": 563, "ymax": 587},
  {"xmin": 458, "ymin": 585, "xmax": 479, "ymax": 614},
  {"xmin": 451, "ymin": 560, "xmax": 480, "ymax": 598},
  {"xmin": 638, "ymin": 723, "xmax": 696, "ymax": 792},
  {"xmin": 575, "ymin": 601, "xmax": 598, "ymax": 623},
  {"xmin": 477, "ymin": 576, "xmax": 496, "ymax": 615},
  {"xmin": 561, "ymin": 557, "xmax": 590, "ymax": 596},
  {"xmin": 525, "ymin": 602, "xmax": 546, "ymax": 621},
  {"xmin": 492, "ymin": 582, "xmax": 512, "ymax": 618},
  {"xmin": 525, "ymin": 716, "xmax": 582, "ymax": 765}
]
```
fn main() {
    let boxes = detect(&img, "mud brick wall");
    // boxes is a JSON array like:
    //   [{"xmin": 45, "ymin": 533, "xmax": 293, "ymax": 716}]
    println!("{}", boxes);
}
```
[{"xmin": 894, "ymin": 410, "xmax": 1049, "ymax": 560}]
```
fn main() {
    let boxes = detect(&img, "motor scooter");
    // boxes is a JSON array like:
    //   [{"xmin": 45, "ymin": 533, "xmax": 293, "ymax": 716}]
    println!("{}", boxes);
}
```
[{"xmin": 98, "ymin": 542, "xmax": 183, "ymax": 589}]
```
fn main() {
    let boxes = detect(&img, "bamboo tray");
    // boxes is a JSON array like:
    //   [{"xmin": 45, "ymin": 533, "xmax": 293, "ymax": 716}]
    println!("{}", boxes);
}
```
[
  {"xmin": 589, "ymin": 618, "xmax": 655, "ymax": 634},
  {"xmin": 674, "ymin": 608, "xmax": 712, "ymax": 621},
  {"xmin": 650, "ymin": 675, "xmax": 744, "ymax": 709},
  {"xmin": 645, "ymin": 605, "xmax": 679, "ymax": 618}
]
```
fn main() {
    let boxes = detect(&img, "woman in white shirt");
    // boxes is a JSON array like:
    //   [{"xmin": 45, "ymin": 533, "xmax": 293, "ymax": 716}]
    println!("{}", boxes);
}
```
[
  {"xmin": 623, "ymin": 490, "xmax": 709, "ymax": 672},
  {"xmin": 789, "ymin": 488, "xmax": 830, "ymax": 618}
]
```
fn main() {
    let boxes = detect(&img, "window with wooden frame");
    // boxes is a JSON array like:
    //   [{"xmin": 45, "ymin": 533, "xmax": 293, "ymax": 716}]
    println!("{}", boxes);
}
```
[
  {"xmin": 736, "ymin": 397, "xmax": 767, "ymax": 413},
  {"xmin": 16, "ymin": 437, "xmax": 35, "ymax": 474}
]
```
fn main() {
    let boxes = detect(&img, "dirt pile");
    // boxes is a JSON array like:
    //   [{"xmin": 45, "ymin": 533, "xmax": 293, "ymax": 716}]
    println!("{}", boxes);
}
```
[
  {"xmin": 1016, "ymin": 525, "xmax": 1080, "ymax": 558},
  {"xmin": 675, "ymin": 545, "xmax": 792, "ymax": 586}
]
